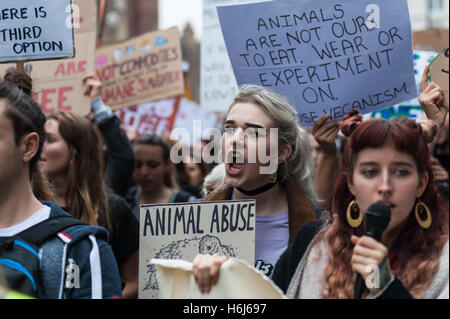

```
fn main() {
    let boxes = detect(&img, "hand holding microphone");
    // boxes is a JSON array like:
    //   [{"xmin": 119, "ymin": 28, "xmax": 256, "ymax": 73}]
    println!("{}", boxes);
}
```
[{"xmin": 351, "ymin": 202, "xmax": 392, "ymax": 298}]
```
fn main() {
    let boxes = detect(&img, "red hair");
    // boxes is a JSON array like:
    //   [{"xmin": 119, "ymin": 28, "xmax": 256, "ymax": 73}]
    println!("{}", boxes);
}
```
[{"xmin": 318, "ymin": 118, "xmax": 448, "ymax": 298}]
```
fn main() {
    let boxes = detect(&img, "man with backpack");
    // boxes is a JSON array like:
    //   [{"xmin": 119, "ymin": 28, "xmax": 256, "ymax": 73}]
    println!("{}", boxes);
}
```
[{"xmin": 0, "ymin": 70, "xmax": 123, "ymax": 299}]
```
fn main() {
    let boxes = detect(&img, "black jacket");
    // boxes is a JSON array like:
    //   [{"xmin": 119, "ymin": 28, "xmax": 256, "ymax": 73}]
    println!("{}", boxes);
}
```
[{"xmin": 98, "ymin": 116, "xmax": 135, "ymax": 198}]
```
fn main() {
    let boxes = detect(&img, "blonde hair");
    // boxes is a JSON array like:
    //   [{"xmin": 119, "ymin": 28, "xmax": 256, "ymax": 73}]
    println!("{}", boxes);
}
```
[{"xmin": 228, "ymin": 85, "xmax": 319, "ymax": 203}]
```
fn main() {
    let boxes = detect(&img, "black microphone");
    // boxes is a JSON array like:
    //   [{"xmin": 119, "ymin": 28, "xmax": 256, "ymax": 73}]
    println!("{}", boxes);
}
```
[{"xmin": 354, "ymin": 202, "xmax": 391, "ymax": 299}]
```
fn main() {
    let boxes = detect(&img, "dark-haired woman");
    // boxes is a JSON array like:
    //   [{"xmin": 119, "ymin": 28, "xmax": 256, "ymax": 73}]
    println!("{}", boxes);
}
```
[
  {"xmin": 40, "ymin": 112, "xmax": 139, "ymax": 299},
  {"xmin": 126, "ymin": 134, "xmax": 197, "ymax": 220}
]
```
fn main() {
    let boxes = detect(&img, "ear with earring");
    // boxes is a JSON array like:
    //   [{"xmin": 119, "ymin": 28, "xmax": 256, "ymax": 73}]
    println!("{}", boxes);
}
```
[
  {"xmin": 346, "ymin": 199, "xmax": 363, "ymax": 228},
  {"xmin": 414, "ymin": 198, "xmax": 432, "ymax": 229},
  {"xmin": 269, "ymin": 171, "xmax": 277, "ymax": 183}
]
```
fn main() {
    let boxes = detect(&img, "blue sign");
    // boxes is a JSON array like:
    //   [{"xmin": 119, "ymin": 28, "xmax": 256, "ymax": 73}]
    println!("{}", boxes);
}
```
[
  {"xmin": 0, "ymin": 0, "xmax": 74, "ymax": 62},
  {"xmin": 217, "ymin": 0, "xmax": 417, "ymax": 126}
]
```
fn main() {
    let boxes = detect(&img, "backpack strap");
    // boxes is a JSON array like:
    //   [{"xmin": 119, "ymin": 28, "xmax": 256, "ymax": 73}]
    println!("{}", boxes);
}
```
[{"xmin": 14, "ymin": 216, "xmax": 86, "ymax": 247}]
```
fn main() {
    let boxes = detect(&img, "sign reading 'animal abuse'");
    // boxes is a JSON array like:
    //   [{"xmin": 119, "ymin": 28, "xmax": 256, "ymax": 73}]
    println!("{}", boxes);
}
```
[
  {"xmin": 139, "ymin": 200, "xmax": 256, "ymax": 299},
  {"xmin": 0, "ymin": 0, "xmax": 74, "ymax": 62},
  {"xmin": 217, "ymin": 0, "xmax": 417, "ymax": 126}
]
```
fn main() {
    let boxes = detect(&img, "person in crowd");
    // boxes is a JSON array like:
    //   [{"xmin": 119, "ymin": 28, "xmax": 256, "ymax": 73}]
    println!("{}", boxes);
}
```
[
  {"xmin": 418, "ymin": 65, "xmax": 449, "ymax": 199},
  {"xmin": 126, "ymin": 134, "xmax": 197, "ymax": 220},
  {"xmin": 310, "ymin": 111, "xmax": 363, "ymax": 210},
  {"xmin": 193, "ymin": 85, "xmax": 323, "ymax": 286},
  {"xmin": 2, "ymin": 69, "xmax": 55, "ymax": 203},
  {"xmin": 40, "ymin": 111, "xmax": 139, "ymax": 299},
  {"xmin": 272, "ymin": 114, "xmax": 448, "ymax": 299},
  {"xmin": 172, "ymin": 145, "xmax": 206, "ymax": 199},
  {"xmin": 179, "ymin": 151, "xmax": 211, "ymax": 198},
  {"xmin": 432, "ymin": 112, "xmax": 448, "ymax": 174},
  {"xmin": 202, "ymin": 163, "xmax": 225, "ymax": 197},
  {"xmin": 0, "ymin": 69, "xmax": 122, "ymax": 298},
  {"xmin": 192, "ymin": 69, "xmax": 448, "ymax": 298},
  {"xmin": 82, "ymin": 74, "xmax": 135, "ymax": 198},
  {"xmin": 186, "ymin": 153, "xmax": 211, "ymax": 191}
]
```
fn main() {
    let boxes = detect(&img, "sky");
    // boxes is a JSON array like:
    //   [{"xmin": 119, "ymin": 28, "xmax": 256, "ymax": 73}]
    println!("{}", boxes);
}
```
[{"xmin": 158, "ymin": 0, "xmax": 204, "ymax": 40}]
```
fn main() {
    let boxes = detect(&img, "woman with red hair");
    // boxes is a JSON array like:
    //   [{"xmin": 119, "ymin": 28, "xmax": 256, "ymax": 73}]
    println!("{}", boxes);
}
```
[
  {"xmin": 271, "ymin": 67, "xmax": 449, "ymax": 299},
  {"xmin": 192, "ymin": 70, "xmax": 448, "ymax": 298},
  {"xmin": 273, "ymin": 116, "xmax": 449, "ymax": 298}
]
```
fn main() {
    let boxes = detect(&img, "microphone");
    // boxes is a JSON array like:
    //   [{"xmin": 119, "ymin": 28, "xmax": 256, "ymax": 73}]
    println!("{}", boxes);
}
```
[{"xmin": 354, "ymin": 202, "xmax": 391, "ymax": 299}]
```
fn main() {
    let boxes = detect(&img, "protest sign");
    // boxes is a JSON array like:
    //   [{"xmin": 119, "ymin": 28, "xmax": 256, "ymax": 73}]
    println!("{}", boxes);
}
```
[
  {"xmin": 0, "ymin": 0, "xmax": 97, "ymax": 116},
  {"xmin": 0, "ymin": 0, "xmax": 74, "ymax": 62},
  {"xmin": 172, "ymin": 98, "xmax": 222, "ymax": 146},
  {"xmin": 366, "ymin": 50, "xmax": 437, "ymax": 120},
  {"xmin": 116, "ymin": 97, "xmax": 182, "ymax": 140},
  {"xmin": 116, "ymin": 97, "xmax": 221, "ymax": 144},
  {"xmin": 95, "ymin": 27, "xmax": 184, "ymax": 111},
  {"xmin": 429, "ymin": 45, "xmax": 449, "ymax": 110},
  {"xmin": 139, "ymin": 200, "xmax": 256, "ymax": 299},
  {"xmin": 201, "ymin": 0, "xmax": 270, "ymax": 113},
  {"xmin": 217, "ymin": 0, "xmax": 417, "ymax": 126}
]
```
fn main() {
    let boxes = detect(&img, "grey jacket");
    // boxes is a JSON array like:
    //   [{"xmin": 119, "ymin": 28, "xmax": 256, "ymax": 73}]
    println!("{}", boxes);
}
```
[{"xmin": 39, "ymin": 202, "xmax": 123, "ymax": 299}]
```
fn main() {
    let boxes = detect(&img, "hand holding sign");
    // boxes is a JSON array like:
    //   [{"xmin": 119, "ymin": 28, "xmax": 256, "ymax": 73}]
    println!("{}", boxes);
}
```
[
  {"xmin": 82, "ymin": 73, "xmax": 103, "ymax": 99},
  {"xmin": 419, "ymin": 65, "xmax": 447, "ymax": 130},
  {"xmin": 429, "ymin": 45, "xmax": 449, "ymax": 110},
  {"xmin": 192, "ymin": 253, "xmax": 228, "ymax": 294},
  {"xmin": 311, "ymin": 113, "xmax": 340, "ymax": 154}
]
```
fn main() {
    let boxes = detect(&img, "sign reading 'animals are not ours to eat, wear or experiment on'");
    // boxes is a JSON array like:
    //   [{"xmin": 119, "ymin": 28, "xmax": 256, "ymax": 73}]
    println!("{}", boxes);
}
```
[
  {"xmin": 0, "ymin": 0, "xmax": 74, "ymax": 62},
  {"xmin": 139, "ymin": 200, "xmax": 256, "ymax": 299},
  {"xmin": 217, "ymin": 0, "xmax": 417, "ymax": 126}
]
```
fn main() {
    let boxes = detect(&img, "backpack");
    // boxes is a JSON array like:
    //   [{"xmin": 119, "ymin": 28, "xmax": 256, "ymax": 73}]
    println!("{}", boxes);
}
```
[{"xmin": 0, "ymin": 216, "xmax": 85, "ymax": 298}]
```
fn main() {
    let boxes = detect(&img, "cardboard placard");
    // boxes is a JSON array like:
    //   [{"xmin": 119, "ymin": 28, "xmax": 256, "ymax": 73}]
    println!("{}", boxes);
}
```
[
  {"xmin": 116, "ymin": 96, "xmax": 221, "ymax": 145},
  {"xmin": 95, "ymin": 27, "xmax": 184, "ymax": 111},
  {"xmin": 0, "ymin": 0, "xmax": 97, "ymax": 116},
  {"xmin": 139, "ymin": 200, "xmax": 256, "ymax": 299},
  {"xmin": 116, "ymin": 97, "xmax": 182, "ymax": 139},
  {"xmin": 217, "ymin": 0, "xmax": 417, "ymax": 126},
  {"xmin": 0, "ymin": 0, "xmax": 75, "ymax": 62},
  {"xmin": 429, "ymin": 45, "xmax": 449, "ymax": 110}
]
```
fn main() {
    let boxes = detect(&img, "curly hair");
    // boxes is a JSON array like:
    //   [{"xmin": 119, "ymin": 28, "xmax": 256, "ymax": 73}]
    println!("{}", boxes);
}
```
[{"xmin": 318, "ymin": 117, "xmax": 448, "ymax": 298}]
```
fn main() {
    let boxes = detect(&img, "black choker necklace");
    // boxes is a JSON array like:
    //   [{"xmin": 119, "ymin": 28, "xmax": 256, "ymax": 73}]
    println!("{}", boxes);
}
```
[{"xmin": 236, "ymin": 182, "xmax": 277, "ymax": 196}]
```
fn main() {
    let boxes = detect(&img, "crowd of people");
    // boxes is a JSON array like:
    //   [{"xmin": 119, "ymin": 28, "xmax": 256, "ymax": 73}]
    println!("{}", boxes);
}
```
[{"xmin": 0, "ymin": 56, "xmax": 448, "ymax": 298}]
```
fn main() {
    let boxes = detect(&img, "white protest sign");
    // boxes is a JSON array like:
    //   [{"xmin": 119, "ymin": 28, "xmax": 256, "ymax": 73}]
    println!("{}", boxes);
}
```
[
  {"xmin": 116, "ymin": 97, "xmax": 222, "ymax": 145},
  {"xmin": 172, "ymin": 97, "xmax": 222, "ymax": 146},
  {"xmin": 152, "ymin": 258, "xmax": 286, "ymax": 299},
  {"xmin": 0, "ymin": 0, "xmax": 75, "ymax": 62},
  {"xmin": 201, "ymin": 0, "xmax": 271, "ymax": 113},
  {"xmin": 139, "ymin": 200, "xmax": 256, "ymax": 299}
]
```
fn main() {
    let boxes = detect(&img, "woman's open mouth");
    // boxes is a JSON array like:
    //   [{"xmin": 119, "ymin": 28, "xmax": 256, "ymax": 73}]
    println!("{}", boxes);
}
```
[{"xmin": 225, "ymin": 152, "xmax": 245, "ymax": 177}]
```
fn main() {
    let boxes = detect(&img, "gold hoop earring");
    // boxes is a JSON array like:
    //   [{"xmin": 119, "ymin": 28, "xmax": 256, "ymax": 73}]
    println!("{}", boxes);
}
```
[
  {"xmin": 346, "ymin": 199, "xmax": 363, "ymax": 228},
  {"xmin": 415, "ymin": 199, "xmax": 432, "ymax": 229}
]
